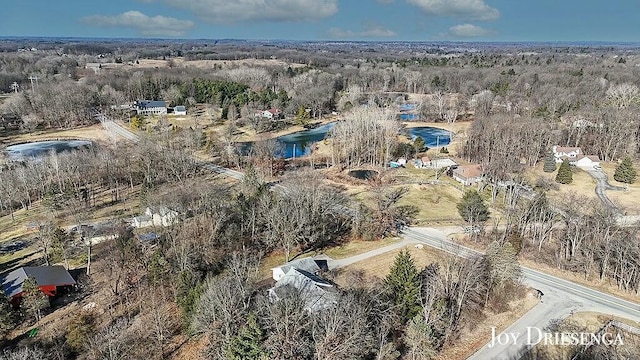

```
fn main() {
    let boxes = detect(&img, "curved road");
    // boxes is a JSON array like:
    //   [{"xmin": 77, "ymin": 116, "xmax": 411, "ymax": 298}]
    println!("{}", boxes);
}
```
[{"xmin": 403, "ymin": 228, "xmax": 640, "ymax": 360}]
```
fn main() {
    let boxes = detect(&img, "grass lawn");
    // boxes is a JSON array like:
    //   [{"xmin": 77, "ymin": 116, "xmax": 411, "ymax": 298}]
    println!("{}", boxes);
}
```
[
  {"xmin": 524, "ymin": 162, "xmax": 598, "ymax": 201},
  {"xmin": 600, "ymin": 160, "xmax": 640, "ymax": 214}
]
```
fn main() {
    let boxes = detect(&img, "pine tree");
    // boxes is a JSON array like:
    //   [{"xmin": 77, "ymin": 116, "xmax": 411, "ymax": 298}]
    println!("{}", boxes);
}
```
[
  {"xmin": 227, "ymin": 313, "xmax": 267, "ymax": 360},
  {"xmin": 614, "ymin": 157, "xmax": 637, "ymax": 184},
  {"xmin": 0, "ymin": 296, "xmax": 17, "ymax": 338},
  {"xmin": 413, "ymin": 136, "xmax": 426, "ymax": 153},
  {"xmin": 385, "ymin": 250, "xmax": 422, "ymax": 323},
  {"xmin": 543, "ymin": 151, "xmax": 556, "ymax": 173},
  {"xmin": 21, "ymin": 276, "xmax": 48, "ymax": 321},
  {"xmin": 457, "ymin": 190, "xmax": 490, "ymax": 225},
  {"xmin": 555, "ymin": 159, "xmax": 573, "ymax": 184}
]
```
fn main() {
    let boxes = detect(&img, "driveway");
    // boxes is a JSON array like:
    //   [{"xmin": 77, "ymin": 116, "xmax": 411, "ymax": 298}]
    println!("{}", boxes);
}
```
[{"xmin": 580, "ymin": 166, "xmax": 625, "ymax": 213}]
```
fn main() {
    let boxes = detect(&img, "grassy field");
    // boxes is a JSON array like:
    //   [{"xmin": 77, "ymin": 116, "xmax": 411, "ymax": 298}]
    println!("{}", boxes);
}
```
[
  {"xmin": 0, "ymin": 124, "xmax": 111, "ymax": 146},
  {"xmin": 600, "ymin": 160, "xmax": 640, "ymax": 214}
]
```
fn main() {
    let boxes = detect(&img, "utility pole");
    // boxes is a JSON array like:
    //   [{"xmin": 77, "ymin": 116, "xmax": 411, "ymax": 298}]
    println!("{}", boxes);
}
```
[{"xmin": 28, "ymin": 75, "xmax": 39, "ymax": 90}]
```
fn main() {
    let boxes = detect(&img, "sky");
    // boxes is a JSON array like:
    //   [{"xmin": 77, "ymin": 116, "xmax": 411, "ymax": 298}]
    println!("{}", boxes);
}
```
[{"xmin": 1, "ymin": 0, "xmax": 639, "ymax": 42}]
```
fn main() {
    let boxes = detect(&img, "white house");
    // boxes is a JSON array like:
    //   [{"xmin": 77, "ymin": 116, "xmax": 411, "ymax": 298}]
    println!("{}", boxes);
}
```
[
  {"xmin": 268, "ymin": 267, "xmax": 338, "ymax": 312},
  {"xmin": 173, "ymin": 106, "xmax": 187, "ymax": 116},
  {"xmin": 132, "ymin": 206, "xmax": 178, "ymax": 228},
  {"xmin": 421, "ymin": 158, "xmax": 457, "ymax": 169},
  {"xmin": 453, "ymin": 164, "xmax": 484, "ymax": 186},
  {"xmin": 574, "ymin": 155, "xmax": 601, "ymax": 168},
  {"xmin": 271, "ymin": 257, "xmax": 328, "ymax": 281},
  {"xmin": 552, "ymin": 146, "xmax": 582, "ymax": 163},
  {"xmin": 255, "ymin": 108, "xmax": 282, "ymax": 120},
  {"xmin": 135, "ymin": 100, "xmax": 167, "ymax": 116},
  {"xmin": 552, "ymin": 145, "xmax": 600, "ymax": 167}
]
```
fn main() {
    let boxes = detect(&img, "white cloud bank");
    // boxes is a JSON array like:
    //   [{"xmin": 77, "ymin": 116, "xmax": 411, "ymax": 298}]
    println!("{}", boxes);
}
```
[
  {"xmin": 328, "ymin": 25, "xmax": 397, "ymax": 39},
  {"xmin": 150, "ymin": 0, "xmax": 338, "ymax": 23},
  {"xmin": 82, "ymin": 11, "xmax": 194, "ymax": 37},
  {"xmin": 448, "ymin": 23, "xmax": 495, "ymax": 37},
  {"xmin": 407, "ymin": 0, "xmax": 500, "ymax": 21}
]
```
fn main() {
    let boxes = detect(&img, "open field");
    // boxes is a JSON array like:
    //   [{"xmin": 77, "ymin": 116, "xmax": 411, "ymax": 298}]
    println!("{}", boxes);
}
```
[
  {"xmin": 524, "ymin": 162, "xmax": 598, "ymax": 200},
  {"xmin": 0, "ymin": 124, "xmax": 111, "ymax": 146}
]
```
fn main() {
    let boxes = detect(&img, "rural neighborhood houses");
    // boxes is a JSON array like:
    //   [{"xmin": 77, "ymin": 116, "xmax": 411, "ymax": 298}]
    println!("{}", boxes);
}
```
[
  {"xmin": 453, "ymin": 164, "xmax": 484, "ymax": 186},
  {"xmin": 1, "ymin": 266, "xmax": 76, "ymax": 305},
  {"xmin": 134, "ymin": 100, "xmax": 167, "ymax": 116},
  {"xmin": 552, "ymin": 145, "xmax": 601, "ymax": 167}
]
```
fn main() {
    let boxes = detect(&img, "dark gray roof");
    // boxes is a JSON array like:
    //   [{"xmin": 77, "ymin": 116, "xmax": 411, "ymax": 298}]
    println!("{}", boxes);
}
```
[
  {"xmin": 1, "ymin": 266, "xmax": 76, "ymax": 298},
  {"xmin": 136, "ymin": 100, "xmax": 166, "ymax": 109},
  {"xmin": 275, "ymin": 257, "xmax": 328, "ymax": 275},
  {"xmin": 268, "ymin": 268, "xmax": 337, "ymax": 312}
]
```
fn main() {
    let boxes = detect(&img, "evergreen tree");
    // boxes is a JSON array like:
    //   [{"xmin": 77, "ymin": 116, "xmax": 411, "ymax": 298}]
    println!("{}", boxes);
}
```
[
  {"xmin": 21, "ymin": 276, "xmax": 48, "ymax": 321},
  {"xmin": 385, "ymin": 250, "xmax": 422, "ymax": 323},
  {"xmin": 555, "ymin": 159, "xmax": 573, "ymax": 184},
  {"xmin": 457, "ymin": 190, "xmax": 490, "ymax": 225},
  {"xmin": 0, "ymin": 296, "xmax": 17, "ymax": 339},
  {"xmin": 227, "ymin": 313, "xmax": 267, "ymax": 360},
  {"xmin": 413, "ymin": 136, "xmax": 426, "ymax": 153},
  {"xmin": 543, "ymin": 151, "xmax": 556, "ymax": 173},
  {"xmin": 614, "ymin": 157, "xmax": 637, "ymax": 184}
]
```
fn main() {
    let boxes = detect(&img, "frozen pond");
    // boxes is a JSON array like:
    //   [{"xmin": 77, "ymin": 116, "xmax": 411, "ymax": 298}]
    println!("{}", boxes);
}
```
[
  {"xmin": 407, "ymin": 127, "xmax": 452, "ymax": 148},
  {"xmin": 5, "ymin": 140, "xmax": 93, "ymax": 160}
]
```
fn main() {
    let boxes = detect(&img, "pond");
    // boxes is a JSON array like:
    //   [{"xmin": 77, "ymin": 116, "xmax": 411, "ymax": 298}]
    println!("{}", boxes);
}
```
[
  {"xmin": 241, "ymin": 122, "xmax": 336, "ymax": 159},
  {"xmin": 407, "ymin": 127, "xmax": 452, "ymax": 148},
  {"xmin": 400, "ymin": 113, "xmax": 419, "ymax": 121},
  {"xmin": 5, "ymin": 140, "xmax": 93, "ymax": 160},
  {"xmin": 348, "ymin": 169, "xmax": 379, "ymax": 180}
]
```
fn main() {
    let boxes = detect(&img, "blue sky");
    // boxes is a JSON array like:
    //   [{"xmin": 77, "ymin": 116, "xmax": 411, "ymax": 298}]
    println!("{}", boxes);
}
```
[{"xmin": 1, "ymin": 0, "xmax": 639, "ymax": 42}]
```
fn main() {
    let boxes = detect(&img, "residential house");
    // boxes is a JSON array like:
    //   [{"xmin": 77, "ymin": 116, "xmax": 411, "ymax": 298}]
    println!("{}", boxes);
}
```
[
  {"xmin": 132, "ymin": 206, "xmax": 178, "ymax": 228},
  {"xmin": 268, "ymin": 268, "xmax": 338, "ymax": 312},
  {"xmin": 173, "ymin": 106, "xmax": 187, "ymax": 116},
  {"xmin": 255, "ymin": 108, "xmax": 283, "ymax": 120},
  {"xmin": 421, "ymin": 158, "xmax": 457, "ymax": 169},
  {"xmin": 271, "ymin": 257, "xmax": 329, "ymax": 281},
  {"xmin": 453, "ymin": 164, "xmax": 484, "ymax": 186},
  {"xmin": 552, "ymin": 145, "xmax": 601, "ymax": 167},
  {"xmin": 135, "ymin": 100, "xmax": 167, "ymax": 116},
  {"xmin": 552, "ymin": 146, "xmax": 582, "ymax": 163},
  {"xmin": 1, "ymin": 266, "xmax": 76, "ymax": 306}
]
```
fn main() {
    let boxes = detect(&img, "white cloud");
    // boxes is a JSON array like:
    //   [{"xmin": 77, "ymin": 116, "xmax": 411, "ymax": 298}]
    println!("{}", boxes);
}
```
[
  {"xmin": 328, "ymin": 25, "xmax": 397, "ymax": 39},
  {"xmin": 448, "ymin": 23, "xmax": 495, "ymax": 37},
  {"xmin": 407, "ymin": 0, "xmax": 500, "ymax": 21},
  {"xmin": 149, "ymin": 0, "xmax": 338, "ymax": 24},
  {"xmin": 82, "ymin": 11, "xmax": 194, "ymax": 37}
]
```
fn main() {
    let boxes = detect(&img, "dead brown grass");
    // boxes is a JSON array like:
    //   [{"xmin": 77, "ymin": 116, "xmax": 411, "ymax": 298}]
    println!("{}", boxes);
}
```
[{"xmin": 0, "ymin": 124, "xmax": 111, "ymax": 146}]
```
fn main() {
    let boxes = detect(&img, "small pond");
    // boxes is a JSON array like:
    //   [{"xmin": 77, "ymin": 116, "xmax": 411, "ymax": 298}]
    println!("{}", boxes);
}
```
[
  {"xmin": 348, "ymin": 169, "xmax": 379, "ymax": 180},
  {"xmin": 5, "ymin": 140, "xmax": 93, "ymax": 160},
  {"xmin": 407, "ymin": 127, "xmax": 452, "ymax": 148},
  {"xmin": 400, "ymin": 113, "xmax": 419, "ymax": 121},
  {"xmin": 241, "ymin": 122, "xmax": 336, "ymax": 159}
]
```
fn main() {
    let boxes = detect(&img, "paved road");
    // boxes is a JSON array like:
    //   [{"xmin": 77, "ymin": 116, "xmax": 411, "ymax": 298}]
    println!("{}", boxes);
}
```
[{"xmin": 403, "ymin": 227, "xmax": 640, "ymax": 360}]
